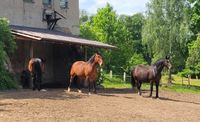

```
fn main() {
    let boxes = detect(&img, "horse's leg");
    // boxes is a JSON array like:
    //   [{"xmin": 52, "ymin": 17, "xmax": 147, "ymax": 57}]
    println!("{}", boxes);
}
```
[
  {"xmin": 155, "ymin": 80, "xmax": 160, "ymax": 98},
  {"xmin": 32, "ymin": 74, "xmax": 36, "ymax": 91},
  {"xmin": 93, "ymin": 81, "xmax": 97, "ymax": 94},
  {"xmin": 68, "ymin": 75, "xmax": 74, "ymax": 92},
  {"xmin": 77, "ymin": 78, "xmax": 82, "ymax": 93},
  {"xmin": 149, "ymin": 81, "xmax": 153, "ymax": 97},
  {"xmin": 137, "ymin": 81, "xmax": 142, "ymax": 96},
  {"xmin": 88, "ymin": 81, "xmax": 91, "ymax": 95},
  {"xmin": 38, "ymin": 78, "xmax": 41, "ymax": 91}
]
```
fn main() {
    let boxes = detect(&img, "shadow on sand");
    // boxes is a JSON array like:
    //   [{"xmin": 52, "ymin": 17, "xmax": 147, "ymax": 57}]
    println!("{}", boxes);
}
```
[
  {"xmin": 158, "ymin": 97, "xmax": 200, "ymax": 105},
  {"xmin": 0, "ymin": 89, "xmax": 88, "ymax": 100}
]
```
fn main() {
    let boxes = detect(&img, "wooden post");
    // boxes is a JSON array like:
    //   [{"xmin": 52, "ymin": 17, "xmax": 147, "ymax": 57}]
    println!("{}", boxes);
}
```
[
  {"xmin": 123, "ymin": 72, "xmax": 126, "ymax": 82},
  {"xmin": 84, "ymin": 46, "xmax": 87, "ymax": 61},
  {"xmin": 30, "ymin": 41, "xmax": 33, "ymax": 58},
  {"xmin": 188, "ymin": 75, "xmax": 191, "ymax": 86},
  {"xmin": 29, "ymin": 41, "xmax": 33, "ymax": 88},
  {"xmin": 110, "ymin": 70, "xmax": 112, "ymax": 78},
  {"xmin": 182, "ymin": 77, "xmax": 183, "ymax": 85}
]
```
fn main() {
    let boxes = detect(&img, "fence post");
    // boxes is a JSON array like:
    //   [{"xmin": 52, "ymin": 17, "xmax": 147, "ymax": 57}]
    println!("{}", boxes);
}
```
[
  {"xmin": 182, "ymin": 77, "xmax": 183, "ymax": 85},
  {"xmin": 188, "ymin": 75, "xmax": 191, "ymax": 86},
  {"xmin": 123, "ymin": 72, "xmax": 126, "ymax": 82},
  {"xmin": 110, "ymin": 70, "xmax": 112, "ymax": 78}
]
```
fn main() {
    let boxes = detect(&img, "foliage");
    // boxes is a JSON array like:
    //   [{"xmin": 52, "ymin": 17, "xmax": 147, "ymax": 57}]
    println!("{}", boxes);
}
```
[
  {"xmin": 0, "ymin": 70, "xmax": 18, "ymax": 90},
  {"xmin": 0, "ymin": 18, "xmax": 16, "ymax": 53},
  {"xmin": 80, "ymin": 4, "xmax": 146, "ymax": 74},
  {"xmin": 189, "ymin": 0, "xmax": 200, "ymax": 39},
  {"xmin": 177, "ymin": 68, "xmax": 193, "ymax": 77},
  {"xmin": 128, "ymin": 53, "xmax": 147, "ymax": 70},
  {"xmin": 142, "ymin": 0, "xmax": 191, "ymax": 71},
  {"xmin": 0, "ymin": 17, "xmax": 17, "ymax": 89},
  {"xmin": 186, "ymin": 35, "xmax": 200, "ymax": 75}
]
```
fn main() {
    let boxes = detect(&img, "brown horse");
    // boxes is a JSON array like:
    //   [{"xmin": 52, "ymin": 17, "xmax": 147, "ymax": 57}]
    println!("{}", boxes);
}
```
[
  {"xmin": 68, "ymin": 53, "xmax": 103, "ymax": 94},
  {"xmin": 28, "ymin": 58, "xmax": 46, "ymax": 91},
  {"xmin": 131, "ymin": 56, "xmax": 171, "ymax": 98}
]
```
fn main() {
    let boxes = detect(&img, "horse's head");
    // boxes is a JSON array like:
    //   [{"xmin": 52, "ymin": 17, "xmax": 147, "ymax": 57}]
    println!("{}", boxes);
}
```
[
  {"xmin": 163, "ymin": 56, "xmax": 172, "ymax": 69},
  {"xmin": 94, "ymin": 53, "xmax": 103, "ymax": 66}
]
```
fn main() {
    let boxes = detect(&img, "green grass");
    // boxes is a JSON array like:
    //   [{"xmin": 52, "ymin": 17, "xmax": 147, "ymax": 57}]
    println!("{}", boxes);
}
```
[
  {"xmin": 102, "ymin": 75, "xmax": 131, "ymax": 88},
  {"xmin": 161, "ymin": 84, "xmax": 200, "ymax": 93},
  {"xmin": 102, "ymin": 74, "xmax": 200, "ymax": 93}
]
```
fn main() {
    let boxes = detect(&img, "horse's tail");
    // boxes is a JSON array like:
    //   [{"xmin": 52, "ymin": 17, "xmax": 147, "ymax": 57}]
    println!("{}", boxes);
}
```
[{"xmin": 130, "ymin": 69, "xmax": 135, "ymax": 88}]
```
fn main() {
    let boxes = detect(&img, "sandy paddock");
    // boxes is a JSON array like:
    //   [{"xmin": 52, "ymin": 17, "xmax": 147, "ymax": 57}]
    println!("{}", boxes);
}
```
[{"xmin": 0, "ymin": 88, "xmax": 200, "ymax": 122}]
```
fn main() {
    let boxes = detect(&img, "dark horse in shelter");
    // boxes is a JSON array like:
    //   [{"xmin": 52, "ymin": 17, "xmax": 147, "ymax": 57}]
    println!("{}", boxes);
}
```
[
  {"xmin": 131, "ymin": 56, "xmax": 171, "ymax": 98},
  {"xmin": 28, "ymin": 58, "xmax": 46, "ymax": 91},
  {"xmin": 68, "ymin": 53, "xmax": 103, "ymax": 95}
]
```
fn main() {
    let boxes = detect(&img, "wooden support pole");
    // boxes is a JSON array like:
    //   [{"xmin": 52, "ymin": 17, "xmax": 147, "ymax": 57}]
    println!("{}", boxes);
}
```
[
  {"xmin": 84, "ymin": 46, "xmax": 87, "ymax": 61},
  {"xmin": 30, "ymin": 41, "xmax": 33, "ymax": 58}
]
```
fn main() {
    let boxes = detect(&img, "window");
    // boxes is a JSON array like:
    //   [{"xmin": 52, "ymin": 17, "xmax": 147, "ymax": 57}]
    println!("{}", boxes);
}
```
[
  {"xmin": 23, "ymin": 0, "xmax": 34, "ymax": 3},
  {"xmin": 60, "ymin": 0, "xmax": 68, "ymax": 9},
  {"xmin": 43, "ymin": 0, "xmax": 52, "ymax": 5}
]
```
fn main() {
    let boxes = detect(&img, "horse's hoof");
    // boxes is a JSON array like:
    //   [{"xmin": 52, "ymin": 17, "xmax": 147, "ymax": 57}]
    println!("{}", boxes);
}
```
[
  {"xmin": 78, "ymin": 90, "xmax": 82, "ymax": 93},
  {"xmin": 67, "ymin": 88, "xmax": 70, "ymax": 92},
  {"xmin": 138, "ymin": 92, "xmax": 141, "ymax": 96},
  {"xmin": 88, "ymin": 92, "xmax": 91, "ymax": 95}
]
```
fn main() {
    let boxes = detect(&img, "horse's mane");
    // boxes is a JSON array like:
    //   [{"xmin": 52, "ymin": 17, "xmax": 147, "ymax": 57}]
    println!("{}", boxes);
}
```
[
  {"xmin": 153, "ymin": 59, "xmax": 165, "ymax": 67},
  {"xmin": 33, "ymin": 61, "xmax": 42, "ymax": 76},
  {"xmin": 87, "ymin": 54, "xmax": 96, "ymax": 63}
]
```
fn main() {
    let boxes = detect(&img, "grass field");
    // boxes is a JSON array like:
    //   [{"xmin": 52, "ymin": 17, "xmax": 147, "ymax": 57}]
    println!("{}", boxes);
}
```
[{"xmin": 102, "ymin": 74, "xmax": 200, "ymax": 93}]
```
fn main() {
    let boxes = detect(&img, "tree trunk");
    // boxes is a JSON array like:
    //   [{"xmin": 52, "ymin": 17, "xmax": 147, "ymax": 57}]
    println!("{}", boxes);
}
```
[{"xmin": 168, "ymin": 68, "xmax": 172, "ymax": 84}]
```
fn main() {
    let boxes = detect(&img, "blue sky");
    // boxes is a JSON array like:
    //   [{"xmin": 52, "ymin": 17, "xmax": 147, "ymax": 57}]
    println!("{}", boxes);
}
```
[{"xmin": 79, "ymin": 0, "xmax": 150, "ymax": 15}]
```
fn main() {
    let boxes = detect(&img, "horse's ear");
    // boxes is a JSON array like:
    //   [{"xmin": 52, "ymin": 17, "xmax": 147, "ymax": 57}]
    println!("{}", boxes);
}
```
[
  {"xmin": 96, "ymin": 51, "xmax": 101, "ymax": 56},
  {"xmin": 40, "ymin": 58, "xmax": 46, "ymax": 63}
]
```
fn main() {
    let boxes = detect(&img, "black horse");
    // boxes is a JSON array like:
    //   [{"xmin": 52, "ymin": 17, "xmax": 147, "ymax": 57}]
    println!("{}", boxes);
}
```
[
  {"xmin": 28, "ymin": 58, "xmax": 45, "ymax": 91},
  {"xmin": 131, "ymin": 56, "xmax": 171, "ymax": 98}
]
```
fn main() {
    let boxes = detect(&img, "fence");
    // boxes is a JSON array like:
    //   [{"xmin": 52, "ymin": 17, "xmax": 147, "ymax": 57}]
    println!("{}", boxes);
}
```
[
  {"xmin": 107, "ymin": 70, "xmax": 131, "ymax": 82},
  {"xmin": 181, "ymin": 75, "xmax": 191, "ymax": 86}
]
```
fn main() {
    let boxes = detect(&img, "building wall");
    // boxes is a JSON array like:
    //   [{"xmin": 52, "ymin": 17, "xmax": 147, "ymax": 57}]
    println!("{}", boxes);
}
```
[{"xmin": 0, "ymin": 0, "xmax": 79, "ymax": 35}]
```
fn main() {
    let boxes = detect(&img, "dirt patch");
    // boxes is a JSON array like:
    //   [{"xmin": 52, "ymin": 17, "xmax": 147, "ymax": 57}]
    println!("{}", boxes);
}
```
[{"xmin": 0, "ymin": 88, "xmax": 200, "ymax": 122}]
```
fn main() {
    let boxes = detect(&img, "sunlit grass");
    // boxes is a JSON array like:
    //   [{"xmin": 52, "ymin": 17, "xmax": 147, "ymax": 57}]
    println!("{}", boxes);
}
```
[{"xmin": 102, "ymin": 74, "xmax": 200, "ymax": 93}]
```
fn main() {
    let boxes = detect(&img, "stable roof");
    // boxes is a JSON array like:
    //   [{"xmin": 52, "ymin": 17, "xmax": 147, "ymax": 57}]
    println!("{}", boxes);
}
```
[{"xmin": 11, "ymin": 25, "xmax": 116, "ymax": 49}]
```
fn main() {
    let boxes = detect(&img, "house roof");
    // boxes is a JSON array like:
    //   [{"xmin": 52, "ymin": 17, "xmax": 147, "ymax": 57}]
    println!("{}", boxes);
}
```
[{"xmin": 10, "ymin": 25, "xmax": 116, "ymax": 49}]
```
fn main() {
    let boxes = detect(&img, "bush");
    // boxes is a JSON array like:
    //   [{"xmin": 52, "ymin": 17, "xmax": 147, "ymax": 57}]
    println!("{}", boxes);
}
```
[
  {"xmin": 177, "ymin": 68, "xmax": 193, "ymax": 77},
  {"xmin": 0, "ymin": 70, "xmax": 18, "ymax": 90},
  {"xmin": 0, "ymin": 17, "xmax": 18, "ymax": 90}
]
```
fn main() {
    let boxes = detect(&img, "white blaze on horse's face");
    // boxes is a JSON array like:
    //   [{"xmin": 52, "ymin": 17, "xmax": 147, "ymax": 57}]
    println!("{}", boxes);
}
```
[
  {"xmin": 95, "ymin": 54, "xmax": 103, "ymax": 66},
  {"xmin": 99, "ymin": 60, "xmax": 103, "ymax": 66}
]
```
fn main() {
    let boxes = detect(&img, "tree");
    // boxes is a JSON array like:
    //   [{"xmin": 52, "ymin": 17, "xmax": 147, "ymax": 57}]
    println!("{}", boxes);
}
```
[
  {"xmin": 142, "ymin": 0, "xmax": 191, "ymax": 72},
  {"xmin": 80, "ymin": 4, "xmax": 135, "ymax": 73},
  {"xmin": 189, "ymin": 0, "xmax": 200, "ymax": 39},
  {"xmin": 186, "ymin": 35, "xmax": 200, "ymax": 76},
  {"xmin": 0, "ymin": 17, "xmax": 17, "ymax": 89},
  {"xmin": 119, "ymin": 14, "xmax": 148, "ymax": 68}
]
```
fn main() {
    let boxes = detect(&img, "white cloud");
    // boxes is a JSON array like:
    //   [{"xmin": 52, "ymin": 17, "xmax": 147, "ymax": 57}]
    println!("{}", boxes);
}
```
[{"xmin": 79, "ymin": 0, "xmax": 150, "ymax": 15}]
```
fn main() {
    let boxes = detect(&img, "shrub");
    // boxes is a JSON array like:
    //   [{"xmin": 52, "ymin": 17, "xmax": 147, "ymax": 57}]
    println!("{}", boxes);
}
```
[{"xmin": 0, "ymin": 17, "xmax": 18, "ymax": 89}]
